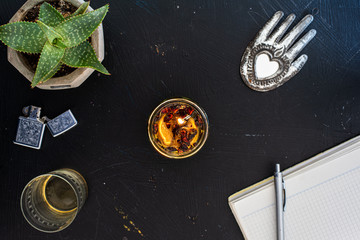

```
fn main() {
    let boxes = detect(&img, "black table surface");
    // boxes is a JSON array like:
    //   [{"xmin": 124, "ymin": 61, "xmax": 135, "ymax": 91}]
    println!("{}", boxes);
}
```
[{"xmin": 1, "ymin": 0, "xmax": 360, "ymax": 239}]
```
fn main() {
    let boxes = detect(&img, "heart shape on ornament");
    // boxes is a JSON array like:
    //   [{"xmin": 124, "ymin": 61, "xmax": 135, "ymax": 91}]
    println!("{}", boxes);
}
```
[{"xmin": 254, "ymin": 53, "xmax": 280, "ymax": 79}]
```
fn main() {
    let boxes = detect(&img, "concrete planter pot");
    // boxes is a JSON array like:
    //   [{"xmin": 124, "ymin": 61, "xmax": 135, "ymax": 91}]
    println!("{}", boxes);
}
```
[{"xmin": 8, "ymin": 0, "xmax": 105, "ymax": 90}]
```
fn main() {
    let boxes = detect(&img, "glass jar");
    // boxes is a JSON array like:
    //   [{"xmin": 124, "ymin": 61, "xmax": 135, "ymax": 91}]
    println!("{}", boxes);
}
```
[{"xmin": 148, "ymin": 97, "xmax": 209, "ymax": 159}]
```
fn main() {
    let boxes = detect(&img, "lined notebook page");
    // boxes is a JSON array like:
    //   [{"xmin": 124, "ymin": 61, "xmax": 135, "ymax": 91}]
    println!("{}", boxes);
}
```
[{"xmin": 230, "ymin": 139, "xmax": 360, "ymax": 240}]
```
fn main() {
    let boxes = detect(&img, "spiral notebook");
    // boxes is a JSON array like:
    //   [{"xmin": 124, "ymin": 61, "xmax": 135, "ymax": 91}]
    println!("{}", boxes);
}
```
[{"xmin": 229, "ymin": 136, "xmax": 360, "ymax": 240}]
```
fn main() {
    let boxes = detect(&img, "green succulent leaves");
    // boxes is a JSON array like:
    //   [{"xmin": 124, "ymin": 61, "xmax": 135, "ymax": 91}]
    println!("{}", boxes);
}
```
[
  {"xmin": 0, "ymin": 1, "xmax": 109, "ymax": 87},
  {"xmin": 63, "ymin": 41, "xmax": 109, "ymax": 75},
  {"xmin": 0, "ymin": 22, "xmax": 46, "ymax": 53},
  {"xmin": 39, "ymin": 2, "xmax": 65, "ymax": 27},
  {"xmin": 55, "ymin": 5, "xmax": 108, "ymax": 48},
  {"xmin": 69, "ymin": 2, "xmax": 90, "ymax": 18},
  {"xmin": 36, "ymin": 20, "xmax": 64, "ymax": 47},
  {"xmin": 32, "ymin": 41, "xmax": 65, "ymax": 87}
]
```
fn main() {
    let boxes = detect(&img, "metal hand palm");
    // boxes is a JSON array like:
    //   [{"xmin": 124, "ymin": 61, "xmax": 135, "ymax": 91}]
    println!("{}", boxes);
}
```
[{"xmin": 240, "ymin": 11, "xmax": 316, "ymax": 92}]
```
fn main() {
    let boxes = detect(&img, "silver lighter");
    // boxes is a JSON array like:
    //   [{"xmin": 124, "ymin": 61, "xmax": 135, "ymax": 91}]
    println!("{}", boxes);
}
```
[
  {"xmin": 14, "ymin": 106, "xmax": 45, "ymax": 149},
  {"xmin": 14, "ymin": 107, "xmax": 78, "ymax": 150},
  {"xmin": 46, "ymin": 110, "xmax": 78, "ymax": 137}
]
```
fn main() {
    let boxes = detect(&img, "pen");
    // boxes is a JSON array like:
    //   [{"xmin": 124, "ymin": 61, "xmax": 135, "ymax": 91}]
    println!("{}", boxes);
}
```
[{"xmin": 274, "ymin": 163, "xmax": 285, "ymax": 240}]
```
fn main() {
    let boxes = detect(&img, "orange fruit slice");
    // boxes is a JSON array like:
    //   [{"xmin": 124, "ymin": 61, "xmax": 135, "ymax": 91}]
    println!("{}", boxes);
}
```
[{"xmin": 158, "ymin": 115, "xmax": 173, "ymax": 146}]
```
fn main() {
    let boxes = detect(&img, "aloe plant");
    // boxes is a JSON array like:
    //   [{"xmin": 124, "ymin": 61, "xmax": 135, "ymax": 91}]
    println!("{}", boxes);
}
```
[{"xmin": 0, "ymin": 2, "xmax": 109, "ymax": 87}]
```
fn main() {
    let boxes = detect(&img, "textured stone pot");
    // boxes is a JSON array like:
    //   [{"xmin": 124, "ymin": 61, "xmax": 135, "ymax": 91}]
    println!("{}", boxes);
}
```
[{"xmin": 7, "ymin": 0, "xmax": 105, "ymax": 90}]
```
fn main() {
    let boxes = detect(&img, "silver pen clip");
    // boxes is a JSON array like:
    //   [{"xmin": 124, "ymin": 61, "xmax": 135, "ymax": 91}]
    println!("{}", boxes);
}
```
[{"xmin": 282, "ymin": 177, "xmax": 286, "ymax": 211}]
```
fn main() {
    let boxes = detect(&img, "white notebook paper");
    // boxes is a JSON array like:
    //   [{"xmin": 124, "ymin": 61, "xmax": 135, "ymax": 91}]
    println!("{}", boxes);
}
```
[{"xmin": 229, "ymin": 136, "xmax": 360, "ymax": 240}]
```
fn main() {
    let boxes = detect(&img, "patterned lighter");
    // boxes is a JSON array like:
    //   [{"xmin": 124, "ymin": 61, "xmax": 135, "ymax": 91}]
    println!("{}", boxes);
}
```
[
  {"xmin": 46, "ymin": 110, "xmax": 78, "ymax": 137},
  {"xmin": 14, "ymin": 106, "xmax": 45, "ymax": 149}
]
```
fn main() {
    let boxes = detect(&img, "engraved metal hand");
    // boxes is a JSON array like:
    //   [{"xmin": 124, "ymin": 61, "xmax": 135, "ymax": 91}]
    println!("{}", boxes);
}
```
[{"xmin": 240, "ymin": 11, "xmax": 316, "ymax": 92}]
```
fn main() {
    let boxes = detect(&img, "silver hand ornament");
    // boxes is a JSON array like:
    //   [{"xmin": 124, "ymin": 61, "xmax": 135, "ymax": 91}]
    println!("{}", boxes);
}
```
[{"xmin": 240, "ymin": 11, "xmax": 316, "ymax": 92}]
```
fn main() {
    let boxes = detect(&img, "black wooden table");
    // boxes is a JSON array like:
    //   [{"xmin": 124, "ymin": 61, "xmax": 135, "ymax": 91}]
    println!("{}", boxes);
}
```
[{"xmin": 1, "ymin": 0, "xmax": 360, "ymax": 239}]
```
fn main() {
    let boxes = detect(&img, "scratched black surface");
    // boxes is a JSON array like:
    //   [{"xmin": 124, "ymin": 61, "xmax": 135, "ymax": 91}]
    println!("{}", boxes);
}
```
[{"xmin": 1, "ymin": 0, "xmax": 360, "ymax": 239}]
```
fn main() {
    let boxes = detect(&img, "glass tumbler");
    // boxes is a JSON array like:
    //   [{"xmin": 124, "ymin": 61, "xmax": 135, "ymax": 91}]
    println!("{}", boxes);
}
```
[
  {"xmin": 148, "ymin": 97, "xmax": 209, "ymax": 159},
  {"xmin": 20, "ymin": 169, "xmax": 88, "ymax": 233}
]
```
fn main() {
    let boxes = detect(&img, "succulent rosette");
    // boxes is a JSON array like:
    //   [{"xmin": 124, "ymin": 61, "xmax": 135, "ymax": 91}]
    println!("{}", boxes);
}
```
[{"xmin": 0, "ymin": 2, "xmax": 110, "ymax": 87}]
